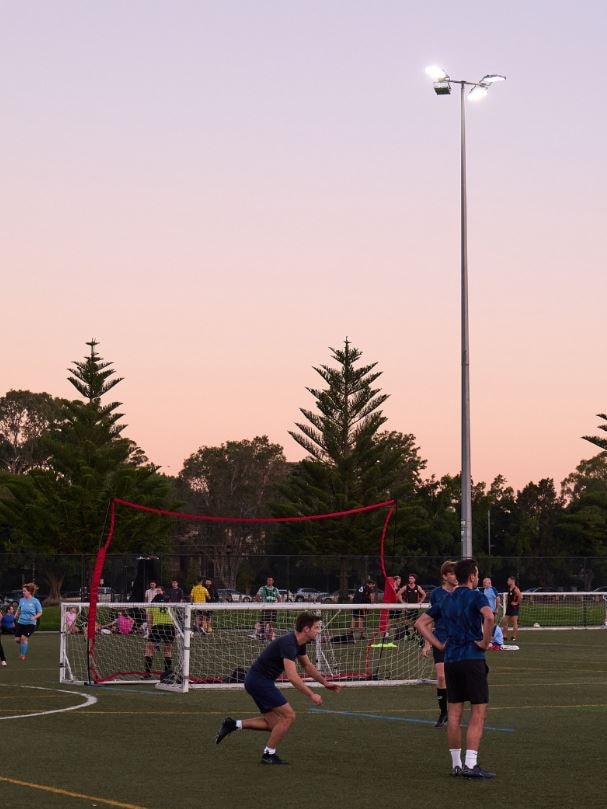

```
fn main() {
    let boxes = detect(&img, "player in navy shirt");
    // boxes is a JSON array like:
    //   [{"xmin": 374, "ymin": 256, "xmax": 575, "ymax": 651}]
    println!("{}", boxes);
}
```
[
  {"xmin": 421, "ymin": 560, "xmax": 458, "ymax": 727},
  {"xmin": 215, "ymin": 611, "xmax": 341, "ymax": 765},
  {"xmin": 416, "ymin": 559, "xmax": 496, "ymax": 780}
]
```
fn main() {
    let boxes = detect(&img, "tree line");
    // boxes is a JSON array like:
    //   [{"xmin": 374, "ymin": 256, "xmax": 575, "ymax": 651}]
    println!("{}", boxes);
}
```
[{"xmin": 1, "ymin": 338, "xmax": 606, "ymax": 597}]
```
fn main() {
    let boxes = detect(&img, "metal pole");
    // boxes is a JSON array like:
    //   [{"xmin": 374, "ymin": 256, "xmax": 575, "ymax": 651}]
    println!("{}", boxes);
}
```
[
  {"xmin": 487, "ymin": 509, "xmax": 491, "ymax": 556},
  {"xmin": 460, "ymin": 81, "xmax": 473, "ymax": 559}
]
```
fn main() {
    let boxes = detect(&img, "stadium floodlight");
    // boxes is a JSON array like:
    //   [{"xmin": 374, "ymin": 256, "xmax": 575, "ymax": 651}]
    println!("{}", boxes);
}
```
[
  {"xmin": 479, "ymin": 74, "xmax": 506, "ymax": 85},
  {"xmin": 425, "ymin": 65, "xmax": 449, "ymax": 81},
  {"xmin": 468, "ymin": 84, "xmax": 489, "ymax": 101},
  {"xmin": 425, "ymin": 66, "xmax": 505, "ymax": 559}
]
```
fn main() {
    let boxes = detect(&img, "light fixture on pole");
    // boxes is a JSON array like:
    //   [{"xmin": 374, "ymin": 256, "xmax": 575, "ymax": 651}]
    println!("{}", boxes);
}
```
[{"xmin": 425, "ymin": 65, "xmax": 505, "ymax": 560}]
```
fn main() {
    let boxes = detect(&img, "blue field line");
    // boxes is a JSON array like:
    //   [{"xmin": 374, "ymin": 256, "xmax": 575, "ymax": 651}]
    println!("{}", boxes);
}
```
[{"xmin": 308, "ymin": 707, "xmax": 514, "ymax": 733}]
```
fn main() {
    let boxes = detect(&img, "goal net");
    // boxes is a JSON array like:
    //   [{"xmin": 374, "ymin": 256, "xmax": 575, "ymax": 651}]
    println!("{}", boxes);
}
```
[
  {"xmin": 60, "ymin": 602, "xmax": 434, "ymax": 692},
  {"xmin": 78, "ymin": 495, "xmax": 401, "ymax": 691},
  {"xmin": 504, "ymin": 592, "xmax": 607, "ymax": 630}
]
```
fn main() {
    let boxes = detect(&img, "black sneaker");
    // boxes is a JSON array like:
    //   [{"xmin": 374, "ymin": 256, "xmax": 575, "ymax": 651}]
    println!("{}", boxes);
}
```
[
  {"xmin": 451, "ymin": 765, "xmax": 462, "ymax": 777},
  {"xmin": 261, "ymin": 752, "xmax": 289, "ymax": 765},
  {"xmin": 435, "ymin": 713, "xmax": 448, "ymax": 728},
  {"xmin": 462, "ymin": 764, "xmax": 496, "ymax": 779},
  {"xmin": 215, "ymin": 717, "xmax": 237, "ymax": 745}
]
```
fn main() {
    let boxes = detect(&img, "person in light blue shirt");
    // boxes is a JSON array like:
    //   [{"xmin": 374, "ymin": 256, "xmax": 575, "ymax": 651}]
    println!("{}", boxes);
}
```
[
  {"xmin": 15, "ymin": 583, "xmax": 43, "ymax": 662},
  {"xmin": 482, "ymin": 577, "xmax": 501, "ymax": 615}
]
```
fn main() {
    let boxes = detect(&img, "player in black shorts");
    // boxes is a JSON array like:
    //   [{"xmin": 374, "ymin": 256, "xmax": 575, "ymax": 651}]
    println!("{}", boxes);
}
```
[
  {"xmin": 351, "ymin": 579, "xmax": 376, "ymax": 638},
  {"xmin": 416, "ymin": 558, "xmax": 496, "ymax": 780},
  {"xmin": 143, "ymin": 589, "xmax": 176, "ymax": 681},
  {"xmin": 215, "ymin": 611, "xmax": 341, "ymax": 764}
]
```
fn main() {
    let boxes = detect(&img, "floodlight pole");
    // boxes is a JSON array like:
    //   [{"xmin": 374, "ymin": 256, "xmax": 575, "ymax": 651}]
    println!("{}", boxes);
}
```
[
  {"xmin": 459, "ymin": 79, "xmax": 472, "ymax": 561},
  {"xmin": 427, "ymin": 68, "xmax": 504, "ymax": 560}
]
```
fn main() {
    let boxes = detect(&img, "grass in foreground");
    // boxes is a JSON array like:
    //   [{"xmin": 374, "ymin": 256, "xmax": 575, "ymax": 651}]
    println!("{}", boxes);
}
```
[{"xmin": 0, "ymin": 630, "xmax": 606, "ymax": 809}]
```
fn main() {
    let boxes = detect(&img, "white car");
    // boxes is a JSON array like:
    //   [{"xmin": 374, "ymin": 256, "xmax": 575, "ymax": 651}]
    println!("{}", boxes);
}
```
[
  {"xmin": 294, "ymin": 587, "xmax": 329, "ymax": 603},
  {"xmin": 218, "ymin": 588, "xmax": 252, "ymax": 603}
]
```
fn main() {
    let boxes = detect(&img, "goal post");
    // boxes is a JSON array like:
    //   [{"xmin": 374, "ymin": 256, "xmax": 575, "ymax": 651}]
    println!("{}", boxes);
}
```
[
  {"xmin": 60, "ymin": 602, "xmax": 435, "ymax": 692},
  {"xmin": 500, "ymin": 591, "xmax": 607, "ymax": 630}
]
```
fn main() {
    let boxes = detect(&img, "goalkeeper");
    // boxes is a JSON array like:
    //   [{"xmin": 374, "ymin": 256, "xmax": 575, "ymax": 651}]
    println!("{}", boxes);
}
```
[
  {"xmin": 143, "ymin": 589, "xmax": 175, "ymax": 682},
  {"xmin": 215, "ymin": 611, "xmax": 341, "ymax": 765}
]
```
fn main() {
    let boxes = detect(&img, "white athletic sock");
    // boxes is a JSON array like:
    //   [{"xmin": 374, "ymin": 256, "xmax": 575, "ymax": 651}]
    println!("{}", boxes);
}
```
[
  {"xmin": 465, "ymin": 750, "xmax": 478, "ymax": 769},
  {"xmin": 450, "ymin": 748, "xmax": 462, "ymax": 768},
  {"xmin": 264, "ymin": 747, "xmax": 276, "ymax": 755},
  {"xmin": 236, "ymin": 720, "xmax": 243, "ymax": 730}
]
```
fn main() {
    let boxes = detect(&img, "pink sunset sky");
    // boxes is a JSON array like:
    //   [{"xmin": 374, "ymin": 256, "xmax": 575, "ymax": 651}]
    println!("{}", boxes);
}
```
[{"xmin": 1, "ymin": 2, "xmax": 605, "ymax": 492}]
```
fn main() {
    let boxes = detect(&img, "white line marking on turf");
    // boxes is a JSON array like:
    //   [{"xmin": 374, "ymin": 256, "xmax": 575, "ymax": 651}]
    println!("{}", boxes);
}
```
[
  {"xmin": 308, "ymin": 707, "xmax": 514, "ymax": 732},
  {"xmin": 0, "ymin": 684, "xmax": 97, "ymax": 720}
]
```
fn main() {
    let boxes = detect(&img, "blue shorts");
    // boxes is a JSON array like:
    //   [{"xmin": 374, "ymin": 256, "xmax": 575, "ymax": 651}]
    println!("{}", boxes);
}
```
[{"xmin": 244, "ymin": 672, "xmax": 287, "ymax": 713}]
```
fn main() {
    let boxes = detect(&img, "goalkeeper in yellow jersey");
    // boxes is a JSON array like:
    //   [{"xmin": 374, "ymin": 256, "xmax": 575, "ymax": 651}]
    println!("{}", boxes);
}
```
[
  {"xmin": 215, "ymin": 611, "xmax": 341, "ymax": 765},
  {"xmin": 144, "ymin": 588, "xmax": 175, "ymax": 682}
]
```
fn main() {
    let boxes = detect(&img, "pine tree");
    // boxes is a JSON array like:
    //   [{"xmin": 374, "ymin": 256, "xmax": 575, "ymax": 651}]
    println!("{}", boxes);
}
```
[
  {"xmin": 0, "ymin": 340, "xmax": 172, "ymax": 599},
  {"xmin": 276, "ymin": 340, "xmax": 425, "ymax": 558}
]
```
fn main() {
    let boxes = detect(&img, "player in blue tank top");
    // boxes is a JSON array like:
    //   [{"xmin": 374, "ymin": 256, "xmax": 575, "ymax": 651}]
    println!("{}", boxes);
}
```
[{"xmin": 416, "ymin": 559, "xmax": 496, "ymax": 780}]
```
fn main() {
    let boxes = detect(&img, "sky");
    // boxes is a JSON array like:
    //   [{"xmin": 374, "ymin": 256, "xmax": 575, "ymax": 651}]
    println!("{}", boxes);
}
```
[{"xmin": 1, "ymin": 1, "xmax": 606, "ymax": 492}]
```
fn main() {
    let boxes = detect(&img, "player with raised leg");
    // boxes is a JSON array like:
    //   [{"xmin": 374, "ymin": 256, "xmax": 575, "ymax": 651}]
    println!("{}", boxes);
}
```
[
  {"xmin": 416, "ymin": 558, "xmax": 496, "ymax": 779},
  {"xmin": 215, "ymin": 610, "xmax": 341, "ymax": 764}
]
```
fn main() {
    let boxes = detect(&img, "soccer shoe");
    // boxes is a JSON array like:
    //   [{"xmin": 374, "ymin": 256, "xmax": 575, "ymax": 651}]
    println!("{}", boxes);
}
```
[
  {"xmin": 435, "ymin": 713, "xmax": 448, "ymax": 728},
  {"xmin": 261, "ymin": 752, "xmax": 289, "ymax": 765},
  {"xmin": 1, "ymin": 660, "xmax": 7, "ymax": 666},
  {"xmin": 451, "ymin": 766, "xmax": 462, "ymax": 777},
  {"xmin": 215, "ymin": 717, "xmax": 237, "ymax": 745},
  {"xmin": 19, "ymin": 655, "xmax": 26, "ymax": 661},
  {"xmin": 462, "ymin": 764, "xmax": 496, "ymax": 779}
]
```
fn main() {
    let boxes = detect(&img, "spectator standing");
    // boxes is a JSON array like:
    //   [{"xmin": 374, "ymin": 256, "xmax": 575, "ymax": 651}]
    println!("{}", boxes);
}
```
[
  {"xmin": 144, "ymin": 581, "xmax": 160, "ymax": 603},
  {"xmin": 1, "ymin": 604, "xmax": 16, "ymax": 635},
  {"xmin": 190, "ymin": 578, "xmax": 211, "ymax": 633},
  {"xmin": 254, "ymin": 576, "xmax": 282, "ymax": 641},
  {"xmin": 166, "ymin": 579, "xmax": 185, "ymax": 603},
  {"xmin": 204, "ymin": 577, "xmax": 220, "ymax": 633},
  {"xmin": 482, "ymin": 577, "xmax": 501, "ymax": 617}
]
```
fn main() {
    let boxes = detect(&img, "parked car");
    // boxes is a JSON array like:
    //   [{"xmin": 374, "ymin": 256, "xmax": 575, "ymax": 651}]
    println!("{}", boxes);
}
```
[
  {"xmin": 278, "ymin": 589, "xmax": 294, "ymax": 602},
  {"xmin": 2, "ymin": 589, "xmax": 23, "ymax": 605},
  {"xmin": 592, "ymin": 585, "xmax": 607, "ymax": 593},
  {"xmin": 325, "ymin": 589, "xmax": 356, "ymax": 603},
  {"xmin": 294, "ymin": 587, "xmax": 329, "ymax": 603},
  {"xmin": 217, "ymin": 588, "xmax": 252, "ymax": 603}
]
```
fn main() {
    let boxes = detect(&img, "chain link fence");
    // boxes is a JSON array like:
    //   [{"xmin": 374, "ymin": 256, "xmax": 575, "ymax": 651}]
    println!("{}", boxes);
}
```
[{"xmin": 1, "ymin": 551, "xmax": 606, "ymax": 603}]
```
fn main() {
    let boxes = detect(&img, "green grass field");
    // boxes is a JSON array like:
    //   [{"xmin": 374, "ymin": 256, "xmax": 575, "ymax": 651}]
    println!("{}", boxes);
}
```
[{"xmin": 1, "ymin": 629, "xmax": 606, "ymax": 809}]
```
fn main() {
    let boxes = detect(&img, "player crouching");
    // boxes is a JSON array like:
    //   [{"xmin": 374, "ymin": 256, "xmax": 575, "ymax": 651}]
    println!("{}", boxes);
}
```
[{"xmin": 215, "ymin": 611, "xmax": 341, "ymax": 764}]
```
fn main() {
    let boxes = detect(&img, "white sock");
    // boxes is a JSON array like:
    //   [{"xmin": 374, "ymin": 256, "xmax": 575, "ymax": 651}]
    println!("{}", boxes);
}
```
[
  {"xmin": 450, "ymin": 748, "xmax": 462, "ymax": 768},
  {"xmin": 264, "ymin": 747, "xmax": 276, "ymax": 755},
  {"xmin": 465, "ymin": 750, "xmax": 478, "ymax": 769},
  {"xmin": 236, "ymin": 720, "xmax": 243, "ymax": 730}
]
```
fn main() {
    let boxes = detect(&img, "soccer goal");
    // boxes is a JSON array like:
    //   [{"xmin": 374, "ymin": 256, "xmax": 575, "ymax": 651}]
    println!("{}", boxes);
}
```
[
  {"xmin": 60, "ymin": 602, "xmax": 434, "ymax": 692},
  {"xmin": 505, "ymin": 592, "xmax": 607, "ymax": 630}
]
